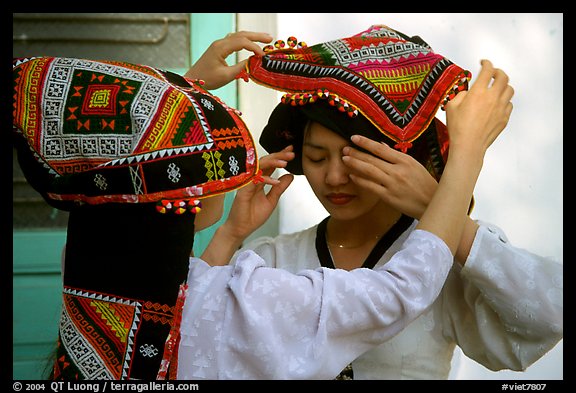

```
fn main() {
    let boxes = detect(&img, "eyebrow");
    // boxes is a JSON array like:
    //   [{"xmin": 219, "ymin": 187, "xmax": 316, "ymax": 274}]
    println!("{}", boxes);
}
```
[{"xmin": 302, "ymin": 141, "xmax": 326, "ymax": 150}]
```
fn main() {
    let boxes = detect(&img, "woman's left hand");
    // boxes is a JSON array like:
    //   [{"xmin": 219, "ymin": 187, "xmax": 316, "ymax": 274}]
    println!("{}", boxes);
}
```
[{"xmin": 342, "ymin": 138, "xmax": 438, "ymax": 220}]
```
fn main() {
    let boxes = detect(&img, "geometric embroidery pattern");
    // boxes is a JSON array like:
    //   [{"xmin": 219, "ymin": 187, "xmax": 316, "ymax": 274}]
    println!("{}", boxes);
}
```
[
  {"xmin": 54, "ymin": 286, "xmax": 183, "ymax": 380},
  {"xmin": 59, "ymin": 288, "xmax": 141, "ymax": 380},
  {"xmin": 247, "ymin": 24, "xmax": 471, "ymax": 152},
  {"xmin": 13, "ymin": 56, "xmax": 259, "ymax": 207}
]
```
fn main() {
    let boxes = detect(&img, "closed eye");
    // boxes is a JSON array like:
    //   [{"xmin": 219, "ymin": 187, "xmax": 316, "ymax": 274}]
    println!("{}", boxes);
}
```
[
  {"xmin": 302, "ymin": 142, "xmax": 328, "ymax": 164},
  {"xmin": 305, "ymin": 155, "xmax": 326, "ymax": 163}
]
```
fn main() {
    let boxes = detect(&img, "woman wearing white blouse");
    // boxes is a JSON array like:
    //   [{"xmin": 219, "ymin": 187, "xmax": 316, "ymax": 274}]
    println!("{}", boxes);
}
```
[
  {"xmin": 179, "ymin": 54, "xmax": 515, "ymax": 374},
  {"xmin": 179, "ymin": 44, "xmax": 519, "ymax": 381},
  {"xmin": 216, "ymin": 26, "xmax": 563, "ymax": 379}
]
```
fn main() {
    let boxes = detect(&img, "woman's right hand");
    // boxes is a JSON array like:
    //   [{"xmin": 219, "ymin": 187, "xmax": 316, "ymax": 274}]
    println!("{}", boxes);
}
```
[
  {"xmin": 444, "ymin": 59, "xmax": 514, "ymax": 158},
  {"xmin": 223, "ymin": 146, "xmax": 295, "ymax": 242},
  {"xmin": 185, "ymin": 31, "xmax": 272, "ymax": 90}
]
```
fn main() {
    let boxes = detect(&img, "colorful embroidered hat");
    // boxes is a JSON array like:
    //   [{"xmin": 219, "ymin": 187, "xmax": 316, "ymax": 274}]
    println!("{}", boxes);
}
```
[
  {"xmin": 244, "ymin": 24, "xmax": 471, "ymax": 178},
  {"xmin": 13, "ymin": 57, "xmax": 258, "ymax": 211}
]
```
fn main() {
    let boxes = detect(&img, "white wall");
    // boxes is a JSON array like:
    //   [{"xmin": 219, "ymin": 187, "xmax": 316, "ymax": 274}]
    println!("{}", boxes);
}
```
[{"xmin": 238, "ymin": 13, "xmax": 563, "ymax": 380}]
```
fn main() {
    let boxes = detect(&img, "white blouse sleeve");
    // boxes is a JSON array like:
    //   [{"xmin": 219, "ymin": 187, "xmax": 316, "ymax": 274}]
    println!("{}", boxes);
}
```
[
  {"xmin": 232, "ymin": 235, "xmax": 279, "ymax": 267},
  {"xmin": 178, "ymin": 229, "xmax": 453, "ymax": 380},
  {"xmin": 441, "ymin": 221, "xmax": 563, "ymax": 371}
]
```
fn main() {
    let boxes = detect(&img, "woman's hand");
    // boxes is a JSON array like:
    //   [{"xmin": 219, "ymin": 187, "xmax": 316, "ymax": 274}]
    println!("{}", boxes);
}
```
[
  {"xmin": 342, "ymin": 141, "xmax": 438, "ymax": 220},
  {"xmin": 201, "ymin": 146, "xmax": 295, "ymax": 265},
  {"xmin": 222, "ymin": 146, "xmax": 295, "ymax": 241},
  {"xmin": 444, "ymin": 59, "xmax": 514, "ymax": 157},
  {"xmin": 185, "ymin": 31, "xmax": 272, "ymax": 90}
]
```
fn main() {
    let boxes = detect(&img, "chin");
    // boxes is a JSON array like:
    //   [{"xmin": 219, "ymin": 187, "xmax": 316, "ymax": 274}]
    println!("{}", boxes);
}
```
[
  {"xmin": 324, "ymin": 205, "xmax": 359, "ymax": 221},
  {"xmin": 326, "ymin": 202, "xmax": 378, "ymax": 222}
]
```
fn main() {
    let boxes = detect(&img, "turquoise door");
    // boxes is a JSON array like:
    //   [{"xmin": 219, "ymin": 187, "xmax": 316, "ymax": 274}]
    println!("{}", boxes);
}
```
[{"xmin": 12, "ymin": 13, "xmax": 238, "ymax": 380}]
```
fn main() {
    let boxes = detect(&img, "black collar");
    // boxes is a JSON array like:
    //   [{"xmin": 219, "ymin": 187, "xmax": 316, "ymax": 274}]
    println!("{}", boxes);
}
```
[{"xmin": 315, "ymin": 214, "xmax": 414, "ymax": 269}]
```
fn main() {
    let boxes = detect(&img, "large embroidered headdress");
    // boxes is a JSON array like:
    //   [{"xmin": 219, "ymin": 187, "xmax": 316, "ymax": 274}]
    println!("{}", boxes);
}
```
[
  {"xmin": 13, "ymin": 57, "xmax": 258, "ymax": 210},
  {"xmin": 12, "ymin": 57, "xmax": 260, "ymax": 380},
  {"xmin": 244, "ymin": 24, "xmax": 471, "ymax": 179}
]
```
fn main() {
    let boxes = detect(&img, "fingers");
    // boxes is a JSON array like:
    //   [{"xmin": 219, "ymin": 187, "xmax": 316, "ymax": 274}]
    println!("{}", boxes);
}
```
[
  {"xmin": 472, "ymin": 59, "xmax": 514, "ymax": 97},
  {"xmin": 223, "ymin": 60, "xmax": 249, "ymax": 81},
  {"xmin": 446, "ymin": 89, "xmax": 467, "ymax": 107},
  {"xmin": 257, "ymin": 146, "xmax": 295, "ymax": 184},
  {"xmin": 503, "ymin": 84, "xmax": 515, "ymax": 103},
  {"xmin": 221, "ymin": 31, "xmax": 273, "ymax": 57},
  {"xmin": 188, "ymin": 30, "xmax": 272, "ymax": 89},
  {"xmin": 341, "ymin": 135, "xmax": 408, "ymax": 185},
  {"xmin": 445, "ymin": 59, "xmax": 515, "ymax": 153},
  {"xmin": 264, "ymin": 173, "xmax": 294, "ymax": 204},
  {"xmin": 471, "ymin": 59, "xmax": 496, "ymax": 90},
  {"xmin": 344, "ymin": 135, "xmax": 403, "ymax": 165},
  {"xmin": 505, "ymin": 99, "xmax": 514, "ymax": 119},
  {"xmin": 502, "ymin": 82, "xmax": 514, "ymax": 120},
  {"xmin": 342, "ymin": 145, "xmax": 389, "ymax": 186},
  {"xmin": 259, "ymin": 146, "xmax": 294, "ymax": 172},
  {"xmin": 480, "ymin": 60, "xmax": 515, "ymax": 122},
  {"xmin": 341, "ymin": 147, "xmax": 391, "ymax": 197},
  {"xmin": 226, "ymin": 31, "xmax": 274, "ymax": 44},
  {"xmin": 347, "ymin": 172, "xmax": 385, "ymax": 195}
]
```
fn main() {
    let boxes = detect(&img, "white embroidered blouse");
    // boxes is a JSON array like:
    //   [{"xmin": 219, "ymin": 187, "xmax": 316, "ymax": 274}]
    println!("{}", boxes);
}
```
[
  {"xmin": 227, "ymin": 220, "xmax": 563, "ymax": 379},
  {"xmin": 177, "ymin": 229, "xmax": 453, "ymax": 379}
]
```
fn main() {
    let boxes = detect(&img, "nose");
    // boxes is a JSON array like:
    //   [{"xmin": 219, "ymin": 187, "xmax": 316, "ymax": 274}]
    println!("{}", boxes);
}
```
[{"xmin": 325, "ymin": 156, "xmax": 350, "ymax": 186}]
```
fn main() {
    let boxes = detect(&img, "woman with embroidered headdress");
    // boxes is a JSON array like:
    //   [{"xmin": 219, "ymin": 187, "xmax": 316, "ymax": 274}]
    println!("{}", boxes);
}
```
[
  {"xmin": 209, "ymin": 25, "xmax": 563, "ymax": 379},
  {"xmin": 12, "ymin": 31, "xmax": 275, "ymax": 380},
  {"xmin": 13, "ymin": 29, "xmax": 515, "ymax": 380}
]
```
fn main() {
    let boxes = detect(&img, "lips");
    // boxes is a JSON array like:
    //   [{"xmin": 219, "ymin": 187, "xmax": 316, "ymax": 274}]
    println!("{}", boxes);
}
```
[{"xmin": 326, "ymin": 193, "xmax": 355, "ymax": 205}]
